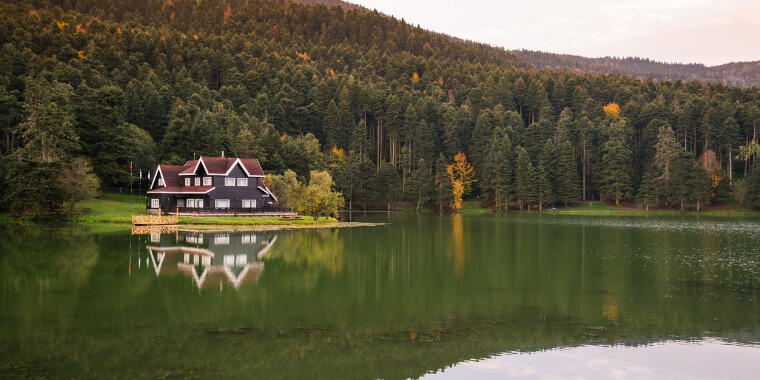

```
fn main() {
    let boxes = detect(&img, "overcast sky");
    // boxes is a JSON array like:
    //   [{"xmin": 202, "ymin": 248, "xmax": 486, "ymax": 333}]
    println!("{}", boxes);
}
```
[{"xmin": 349, "ymin": 0, "xmax": 760, "ymax": 66}]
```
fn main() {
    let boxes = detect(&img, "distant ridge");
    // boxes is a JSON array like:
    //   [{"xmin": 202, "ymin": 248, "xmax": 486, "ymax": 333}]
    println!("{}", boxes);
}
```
[
  {"xmin": 515, "ymin": 50, "xmax": 760, "ymax": 88},
  {"xmin": 298, "ymin": 0, "xmax": 760, "ymax": 88}
]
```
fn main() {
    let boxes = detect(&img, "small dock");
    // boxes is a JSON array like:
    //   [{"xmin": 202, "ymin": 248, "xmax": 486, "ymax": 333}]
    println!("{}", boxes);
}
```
[{"xmin": 132, "ymin": 214, "xmax": 179, "ymax": 226}]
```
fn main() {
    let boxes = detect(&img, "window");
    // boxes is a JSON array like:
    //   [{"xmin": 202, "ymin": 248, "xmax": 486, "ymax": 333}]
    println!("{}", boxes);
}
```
[
  {"xmin": 177, "ymin": 199, "xmax": 185, "ymax": 208},
  {"xmin": 150, "ymin": 198, "xmax": 159, "ymax": 208},
  {"xmin": 194, "ymin": 177, "xmax": 200, "ymax": 186},
  {"xmin": 242, "ymin": 199, "xmax": 256, "ymax": 208},
  {"xmin": 225, "ymin": 177, "xmax": 236, "ymax": 186},
  {"xmin": 203, "ymin": 177, "xmax": 212, "ymax": 186},
  {"xmin": 237, "ymin": 178, "xmax": 248, "ymax": 186},
  {"xmin": 214, "ymin": 234, "xmax": 230, "ymax": 245},
  {"xmin": 186, "ymin": 199, "xmax": 204, "ymax": 208},
  {"xmin": 215, "ymin": 199, "xmax": 230, "ymax": 209},
  {"xmin": 150, "ymin": 233, "xmax": 160, "ymax": 242},
  {"xmin": 158, "ymin": 178, "xmax": 165, "ymax": 186},
  {"xmin": 185, "ymin": 178, "xmax": 191, "ymax": 186},
  {"xmin": 242, "ymin": 234, "xmax": 256, "ymax": 244}
]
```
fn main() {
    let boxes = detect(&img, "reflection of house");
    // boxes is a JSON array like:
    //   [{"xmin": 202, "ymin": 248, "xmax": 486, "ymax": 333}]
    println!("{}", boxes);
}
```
[{"xmin": 141, "ymin": 231, "xmax": 277, "ymax": 290}]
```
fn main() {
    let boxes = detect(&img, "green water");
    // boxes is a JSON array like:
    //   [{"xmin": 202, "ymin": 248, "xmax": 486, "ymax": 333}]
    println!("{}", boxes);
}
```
[{"xmin": 1, "ymin": 214, "xmax": 759, "ymax": 379}]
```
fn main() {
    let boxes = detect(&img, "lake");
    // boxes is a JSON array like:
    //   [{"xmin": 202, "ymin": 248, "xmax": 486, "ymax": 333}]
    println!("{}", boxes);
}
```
[{"xmin": 1, "ymin": 214, "xmax": 759, "ymax": 379}]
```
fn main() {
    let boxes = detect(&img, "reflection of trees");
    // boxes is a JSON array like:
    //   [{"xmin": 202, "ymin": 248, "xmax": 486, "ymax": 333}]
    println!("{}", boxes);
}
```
[
  {"xmin": 0, "ymin": 225, "xmax": 99, "ymax": 290},
  {"xmin": 2, "ymin": 217, "xmax": 760, "ymax": 378},
  {"xmin": 267, "ymin": 230, "xmax": 344, "ymax": 274}
]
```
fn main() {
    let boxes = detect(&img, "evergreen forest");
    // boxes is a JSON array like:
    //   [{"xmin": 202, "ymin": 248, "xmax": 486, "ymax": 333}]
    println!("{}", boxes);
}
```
[{"xmin": 2, "ymin": 0, "xmax": 760, "ymax": 216}]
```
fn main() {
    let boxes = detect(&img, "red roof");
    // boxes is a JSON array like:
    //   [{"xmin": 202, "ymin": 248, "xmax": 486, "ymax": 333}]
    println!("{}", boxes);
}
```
[
  {"xmin": 147, "ymin": 186, "xmax": 215, "ymax": 194},
  {"xmin": 151, "ymin": 156, "xmax": 265, "ymax": 192},
  {"xmin": 177, "ymin": 156, "xmax": 265, "ymax": 176},
  {"xmin": 157, "ymin": 165, "xmax": 186, "ymax": 187},
  {"xmin": 239, "ymin": 158, "xmax": 265, "ymax": 176}
]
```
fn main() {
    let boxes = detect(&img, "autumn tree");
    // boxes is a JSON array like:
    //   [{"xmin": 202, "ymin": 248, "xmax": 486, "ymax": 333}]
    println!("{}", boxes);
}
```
[{"xmin": 447, "ymin": 152, "xmax": 476, "ymax": 211}]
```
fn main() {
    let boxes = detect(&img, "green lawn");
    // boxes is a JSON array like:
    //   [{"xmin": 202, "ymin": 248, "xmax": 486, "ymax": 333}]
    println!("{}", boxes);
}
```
[
  {"xmin": 552, "ymin": 201, "xmax": 760, "ymax": 217},
  {"xmin": 71, "ymin": 193, "xmax": 337, "ymax": 225}
]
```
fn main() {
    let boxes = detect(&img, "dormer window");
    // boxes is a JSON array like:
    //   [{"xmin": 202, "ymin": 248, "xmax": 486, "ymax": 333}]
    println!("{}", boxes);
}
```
[
  {"xmin": 185, "ymin": 178, "xmax": 191, "ymax": 186},
  {"xmin": 237, "ymin": 178, "xmax": 248, "ymax": 186},
  {"xmin": 158, "ymin": 178, "xmax": 165, "ymax": 186},
  {"xmin": 203, "ymin": 177, "xmax": 212, "ymax": 186},
  {"xmin": 194, "ymin": 177, "xmax": 200, "ymax": 186}
]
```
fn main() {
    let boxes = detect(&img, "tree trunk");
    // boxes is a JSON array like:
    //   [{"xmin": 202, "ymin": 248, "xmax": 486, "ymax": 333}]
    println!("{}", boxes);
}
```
[
  {"xmin": 680, "ymin": 199, "xmax": 684, "ymax": 211},
  {"xmin": 645, "ymin": 204, "xmax": 649, "ymax": 211},
  {"xmin": 696, "ymin": 201, "xmax": 700, "ymax": 212},
  {"xmin": 728, "ymin": 149, "xmax": 733, "ymax": 186}
]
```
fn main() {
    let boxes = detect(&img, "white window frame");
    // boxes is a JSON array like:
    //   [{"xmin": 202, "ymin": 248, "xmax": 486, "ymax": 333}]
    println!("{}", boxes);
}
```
[
  {"xmin": 242, "ymin": 199, "xmax": 256, "ymax": 208},
  {"xmin": 237, "ymin": 178, "xmax": 248, "ymax": 187},
  {"xmin": 194, "ymin": 177, "xmax": 201, "ymax": 186},
  {"xmin": 158, "ymin": 178, "xmax": 165, "ymax": 186},
  {"xmin": 203, "ymin": 177, "xmax": 212, "ymax": 186},
  {"xmin": 150, "ymin": 198, "xmax": 159, "ymax": 208},
  {"xmin": 185, "ymin": 178, "xmax": 191, "ymax": 186},
  {"xmin": 177, "ymin": 199, "xmax": 185, "ymax": 208},
  {"xmin": 215, "ymin": 199, "xmax": 230, "ymax": 209},
  {"xmin": 225, "ymin": 177, "xmax": 236, "ymax": 186},
  {"xmin": 214, "ymin": 234, "xmax": 230, "ymax": 245},
  {"xmin": 186, "ymin": 199, "xmax": 195, "ymax": 208},
  {"xmin": 196, "ymin": 199, "xmax": 203, "ymax": 208}
]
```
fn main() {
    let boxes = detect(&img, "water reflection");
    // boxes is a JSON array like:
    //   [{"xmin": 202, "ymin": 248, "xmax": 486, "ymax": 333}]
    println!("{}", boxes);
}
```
[
  {"xmin": 133, "ymin": 230, "xmax": 277, "ymax": 290},
  {"xmin": 1, "ymin": 215, "xmax": 760, "ymax": 378}
]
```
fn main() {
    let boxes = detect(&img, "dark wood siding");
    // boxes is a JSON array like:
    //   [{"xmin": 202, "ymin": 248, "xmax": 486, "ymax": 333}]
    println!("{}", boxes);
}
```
[{"xmin": 208, "ymin": 164, "xmax": 268, "ymax": 208}]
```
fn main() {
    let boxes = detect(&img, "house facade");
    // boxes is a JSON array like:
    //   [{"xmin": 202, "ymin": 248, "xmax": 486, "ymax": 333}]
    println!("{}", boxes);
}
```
[{"xmin": 146, "ymin": 155, "xmax": 278, "ymax": 213}]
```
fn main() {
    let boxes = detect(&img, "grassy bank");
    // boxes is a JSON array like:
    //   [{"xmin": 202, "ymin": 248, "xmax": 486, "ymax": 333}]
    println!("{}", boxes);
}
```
[
  {"xmin": 548, "ymin": 202, "xmax": 760, "ymax": 217},
  {"xmin": 71, "ymin": 193, "xmax": 338, "ymax": 226}
]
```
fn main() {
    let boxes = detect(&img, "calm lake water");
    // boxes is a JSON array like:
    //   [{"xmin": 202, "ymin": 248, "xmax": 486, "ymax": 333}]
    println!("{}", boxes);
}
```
[{"xmin": 1, "ymin": 214, "xmax": 759, "ymax": 379}]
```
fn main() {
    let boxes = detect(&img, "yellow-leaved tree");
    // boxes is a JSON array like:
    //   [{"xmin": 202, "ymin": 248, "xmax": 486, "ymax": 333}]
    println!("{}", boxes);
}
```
[
  {"xmin": 603, "ymin": 102, "xmax": 621, "ymax": 119},
  {"xmin": 447, "ymin": 152, "xmax": 476, "ymax": 210}
]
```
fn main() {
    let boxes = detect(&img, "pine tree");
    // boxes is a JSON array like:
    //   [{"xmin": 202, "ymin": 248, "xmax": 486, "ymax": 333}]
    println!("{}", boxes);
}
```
[
  {"xmin": 435, "ymin": 153, "xmax": 453, "ymax": 213},
  {"xmin": 693, "ymin": 165, "xmax": 713, "ymax": 211},
  {"xmin": 18, "ymin": 78, "xmax": 78, "ymax": 163},
  {"xmin": 408, "ymin": 158, "xmax": 433, "ymax": 212},
  {"xmin": 535, "ymin": 164, "xmax": 553, "ymax": 211},
  {"xmin": 485, "ymin": 127, "xmax": 513, "ymax": 210},
  {"xmin": 555, "ymin": 140, "xmax": 579, "ymax": 206},
  {"xmin": 539, "ymin": 138, "xmax": 558, "ymax": 202},
  {"xmin": 515, "ymin": 146, "xmax": 535, "ymax": 210},
  {"xmin": 600, "ymin": 119, "xmax": 633, "ymax": 205},
  {"xmin": 635, "ymin": 172, "xmax": 658, "ymax": 211}
]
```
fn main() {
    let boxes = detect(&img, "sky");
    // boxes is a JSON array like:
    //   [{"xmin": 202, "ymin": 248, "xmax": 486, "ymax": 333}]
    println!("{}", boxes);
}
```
[{"xmin": 349, "ymin": 0, "xmax": 760, "ymax": 66}]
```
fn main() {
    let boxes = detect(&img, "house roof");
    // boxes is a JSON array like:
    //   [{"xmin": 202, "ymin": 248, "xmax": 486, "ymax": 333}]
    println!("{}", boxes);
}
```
[
  {"xmin": 178, "ymin": 156, "xmax": 265, "ymax": 177},
  {"xmin": 147, "ymin": 186, "xmax": 215, "ymax": 194}
]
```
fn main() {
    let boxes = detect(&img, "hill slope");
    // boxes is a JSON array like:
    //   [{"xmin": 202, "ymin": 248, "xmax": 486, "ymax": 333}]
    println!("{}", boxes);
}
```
[
  {"xmin": 516, "ymin": 50, "xmax": 760, "ymax": 88},
  {"xmin": 1, "ymin": 0, "xmax": 760, "ymax": 216}
]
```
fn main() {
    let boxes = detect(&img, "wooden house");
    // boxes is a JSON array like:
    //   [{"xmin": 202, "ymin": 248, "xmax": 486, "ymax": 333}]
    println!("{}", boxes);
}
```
[{"xmin": 146, "ymin": 154, "xmax": 280, "ymax": 214}]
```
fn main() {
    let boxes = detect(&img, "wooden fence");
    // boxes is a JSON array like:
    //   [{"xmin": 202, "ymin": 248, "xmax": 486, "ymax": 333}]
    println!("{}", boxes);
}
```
[{"xmin": 132, "ymin": 214, "xmax": 179, "ymax": 226}]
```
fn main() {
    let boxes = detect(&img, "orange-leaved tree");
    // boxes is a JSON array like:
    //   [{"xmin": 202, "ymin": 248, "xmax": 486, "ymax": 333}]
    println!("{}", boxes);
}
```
[
  {"xmin": 603, "ymin": 102, "xmax": 621, "ymax": 119},
  {"xmin": 447, "ymin": 152, "xmax": 476, "ymax": 210}
]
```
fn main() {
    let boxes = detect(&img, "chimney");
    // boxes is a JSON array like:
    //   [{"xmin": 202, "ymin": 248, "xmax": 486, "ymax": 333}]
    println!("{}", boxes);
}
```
[{"xmin": 221, "ymin": 150, "xmax": 224, "ymax": 157}]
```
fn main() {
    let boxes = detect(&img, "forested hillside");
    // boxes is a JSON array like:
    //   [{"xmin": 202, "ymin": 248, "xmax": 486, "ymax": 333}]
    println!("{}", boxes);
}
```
[
  {"xmin": 517, "ymin": 50, "xmax": 760, "ymax": 88},
  {"xmin": 1, "ymin": 0, "xmax": 760, "ymax": 216}
]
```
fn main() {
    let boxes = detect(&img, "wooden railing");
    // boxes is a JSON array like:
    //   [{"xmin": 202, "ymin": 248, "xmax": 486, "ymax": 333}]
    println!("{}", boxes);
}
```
[{"xmin": 132, "ymin": 214, "xmax": 179, "ymax": 225}]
